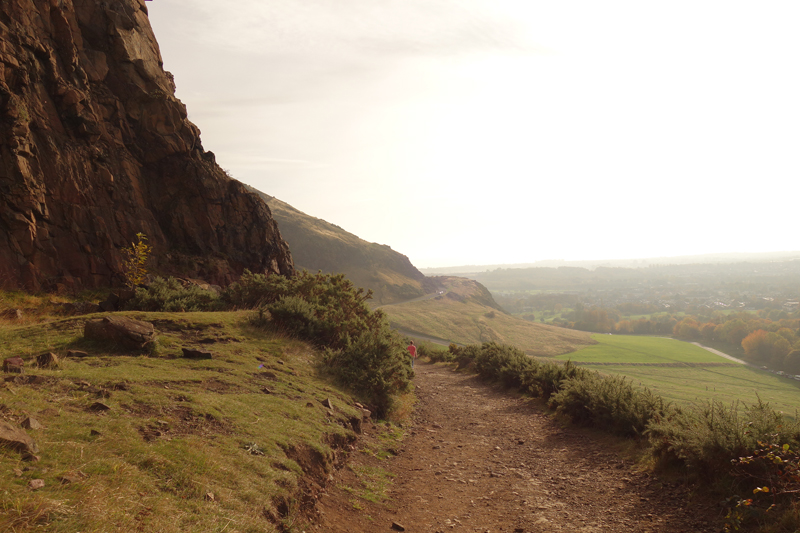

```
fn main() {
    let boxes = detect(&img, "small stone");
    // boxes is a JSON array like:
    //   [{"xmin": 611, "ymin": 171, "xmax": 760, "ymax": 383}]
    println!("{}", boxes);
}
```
[
  {"xmin": 21, "ymin": 417, "xmax": 42, "ymax": 430},
  {"xmin": 13, "ymin": 468, "xmax": 23, "ymax": 477},
  {"xmin": 204, "ymin": 492, "xmax": 215, "ymax": 501},
  {"xmin": 66, "ymin": 350, "xmax": 89, "ymax": 358},
  {"xmin": 88, "ymin": 401, "xmax": 111, "ymax": 412},
  {"xmin": 321, "ymin": 398, "xmax": 333, "ymax": 409},
  {"xmin": 90, "ymin": 429, "xmax": 101, "ymax": 436},
  {"xmin": 3, "ymin": 357, "xmax": 24, "ymax": 373},
  {"xmin": 391, "ymin": 522, "xmax": 406, "ymax": 531},
  {"xmin": 28, "ymin": 479, "xmax": 45, "ymax": 490},
  {"xmin": 305, "ymin": 402, "xmax": 315, "ymax": 408},
  {"xmin": 59, "ymin": 472, "xmax": 86, "ymax": 484}
]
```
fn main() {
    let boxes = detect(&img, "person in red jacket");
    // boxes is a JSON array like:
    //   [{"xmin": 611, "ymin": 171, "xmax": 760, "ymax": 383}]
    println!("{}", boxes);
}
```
[{"xmin": 407, "ymin": 341, "xmax": 417, "ymax": 368}]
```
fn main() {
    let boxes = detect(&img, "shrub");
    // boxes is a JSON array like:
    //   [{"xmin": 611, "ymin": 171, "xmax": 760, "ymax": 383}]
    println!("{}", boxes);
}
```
[
  {"xmin": 321, "ymin": 328, "xmax": 411, "ymax": 417},
  {"xmin": 473, "ymin": 342, "xmax": 535, "ymax": 389},
  {"xmin": 646, "ymin": 398, "xmax": 800, "ymax": 478},
  {"xmin": 222, "ymin": 269, "xmax": 293, "ymax": 309},
  {"xmin": 241, "ymin": 271, "xmax": 411, "ymax": 416},
  {"xmin": 417, "ymin": 341, "xmax": 452, "ymax": 363},
  {"xmin": 548, "ymin": 373, "xmax": 669, "ymax": 438},
  {"xmin": 122, "ymin": 232, "xmax": 152, "ymax": 289},
  {"xmin": 526, "ymin": 359, "xmax": 587, "ymax": 400},
  {"xmin": 125, "ymin": 277, "xmax": 221, "ymax": 312}
]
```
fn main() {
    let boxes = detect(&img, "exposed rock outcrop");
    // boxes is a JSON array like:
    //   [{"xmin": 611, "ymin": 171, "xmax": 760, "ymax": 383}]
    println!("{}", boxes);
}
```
[
  {"xmin": 0, "ymin": 0, "xmax": 293, "ymax": 291},
  {"xmin": 84, "ymin": 315, "xmax": 155, "ymax": 349}
]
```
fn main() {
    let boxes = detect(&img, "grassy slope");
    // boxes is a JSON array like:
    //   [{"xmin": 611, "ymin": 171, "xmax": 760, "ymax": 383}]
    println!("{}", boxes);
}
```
[
  {"xmin": 0, "ymin": 310, "xmax": 366, "ymax": 532},
  {"xmin": 557, "ymin": 334, "xmax": 800, "ymax": 413},
  {"xmin": 382, "ymin": 277, "xmax": 594, "ymax": 356},
  {"xmin": 252, "ymin": 192, "xmax": 427, "ymax": 306}
]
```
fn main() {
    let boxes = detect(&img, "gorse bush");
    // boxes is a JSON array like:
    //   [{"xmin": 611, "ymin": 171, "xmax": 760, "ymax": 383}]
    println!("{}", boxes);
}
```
[
  {"xmin": 239, "ymin": 270, "xmax": 411, "ymax": 416},
  {"xmin": 646, "ymin": 398, "xmax": 800, "ymax": 478},
  {"xmin": 125, "ymin": 277, "xmax": 221, "ymax": 312},
  {"xmin": 549, "ymin": 373, "xmax": 669, "ymax": 438},
  {"xmin": 416, "ymin": 341, "xmax": 452, "ymax": 362}
]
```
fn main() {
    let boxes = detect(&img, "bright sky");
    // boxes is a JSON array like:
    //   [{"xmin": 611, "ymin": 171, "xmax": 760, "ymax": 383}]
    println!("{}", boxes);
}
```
[{"xmin": 148, "ymin": 1, "xmax": 799, "ymax": 268}]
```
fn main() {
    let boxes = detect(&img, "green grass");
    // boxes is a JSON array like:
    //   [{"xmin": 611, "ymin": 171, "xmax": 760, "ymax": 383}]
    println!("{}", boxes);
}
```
[
  {"xmin": 558, "ymin": 334, "xmax": 800, "ymax": 413},
  {"xmin": 382, "ymin": 279, "xmax": 594, "ymax": 357},
  {"xmin": 557, "ymin": 335, "xmax": 723, "ymax": 364},
  {"xmin": 0, "ymin": 310, "xmax": 364, "ymax": 532}
]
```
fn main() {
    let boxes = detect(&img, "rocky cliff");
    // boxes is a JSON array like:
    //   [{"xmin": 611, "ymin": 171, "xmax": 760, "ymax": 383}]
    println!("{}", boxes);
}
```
[{"xmin": 0, "ymin": 0, "xmax": 293, "ymax": 291}]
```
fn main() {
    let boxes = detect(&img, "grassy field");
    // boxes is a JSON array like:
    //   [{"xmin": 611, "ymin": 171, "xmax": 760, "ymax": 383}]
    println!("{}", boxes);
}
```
[
  {"xmin": 382, "ymin": 280, "xmax": 594, "ymax": 357},
  {"xmin": 557, "ymin": 334, "xmax": 800, "ymax": 413},
  {"xmin": 0, "ymin": 308, "xmax": 381, "ymax": 532}
]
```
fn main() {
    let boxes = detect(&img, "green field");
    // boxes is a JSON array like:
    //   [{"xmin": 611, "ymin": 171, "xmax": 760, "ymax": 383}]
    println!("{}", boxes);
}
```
[{"xmin": 557, "ymin": 335, "xmax": 800, "ymax": 414}]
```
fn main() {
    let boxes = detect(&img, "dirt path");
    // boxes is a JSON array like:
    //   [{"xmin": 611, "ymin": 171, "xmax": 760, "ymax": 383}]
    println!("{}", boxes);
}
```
[
  {"xmin": 690, "ymin": 342, "xmax": 750, "ymax": 366},
  {"xmin": 307, "ymin": 362, "xmax": 721, "ymax": 532}
]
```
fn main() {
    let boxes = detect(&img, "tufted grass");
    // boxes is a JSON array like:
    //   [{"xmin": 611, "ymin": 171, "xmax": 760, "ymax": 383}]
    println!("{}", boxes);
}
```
[{"xmin": 0, "ymin": 310, "xmax": 364, "ymax": 532}]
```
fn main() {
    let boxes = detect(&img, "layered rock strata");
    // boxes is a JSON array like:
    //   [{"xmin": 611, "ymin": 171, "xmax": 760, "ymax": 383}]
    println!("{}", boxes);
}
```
[{"xmin": 0, "ymin": 0, "xmax": 293, "ymax": 291}]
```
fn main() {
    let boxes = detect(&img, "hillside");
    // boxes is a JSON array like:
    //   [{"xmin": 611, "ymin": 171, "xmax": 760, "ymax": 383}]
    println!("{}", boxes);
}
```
[
  {"xmin": 254, "ymin": 192, "xmax": 429, "ymax": 305},
  {"xmin": 0, "ymin": 0, "xmax": 292, "ymax": 291},
  {"xmin": 0, "ymin": 309, "xmax": 371, "ymax": 532},
  {"xmin": 382, "ymin": 276, "xmax": 595, "ymax": 356}
]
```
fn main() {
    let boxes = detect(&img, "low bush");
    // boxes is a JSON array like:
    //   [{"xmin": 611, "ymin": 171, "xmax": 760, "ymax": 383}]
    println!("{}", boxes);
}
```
[
  {"xmin": 241, "ymin": 270, "xmax": 411, "ymax": 416},
  {"xmin": 548, "ymin": 373, "xmax": 669, "ymax": 438},
  {"xmin": 417, "ymin": 341, "xmax": 453, "ymax": 363},
  {"xmin": 646, "ymin": 398, "xmax": 800, "ymax": 479},
  {"xmin": 726, "ymin": 440, "xmax": 800, "ymax": 531},
  {"xmin": 125, "ymin": 277, "xmax": 221, "ymax": 312}
]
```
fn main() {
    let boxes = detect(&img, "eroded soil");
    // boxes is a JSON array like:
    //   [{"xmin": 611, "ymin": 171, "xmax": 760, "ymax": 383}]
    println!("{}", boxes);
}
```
[{"xmin": 307, "ymin": 362, "xmax": 722, "ymax": 532}]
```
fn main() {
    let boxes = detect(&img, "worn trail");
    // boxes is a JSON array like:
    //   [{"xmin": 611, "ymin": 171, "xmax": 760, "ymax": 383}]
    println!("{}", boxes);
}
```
[{"xmin": 309, "ymin": 362, "xmax": 719, "ymax": 532}]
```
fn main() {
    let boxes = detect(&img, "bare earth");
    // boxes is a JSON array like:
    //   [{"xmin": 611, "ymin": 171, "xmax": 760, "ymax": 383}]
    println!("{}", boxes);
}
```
[{"xmin": 307, "ymin": 362, "xmax": 721, "ymax": 533}]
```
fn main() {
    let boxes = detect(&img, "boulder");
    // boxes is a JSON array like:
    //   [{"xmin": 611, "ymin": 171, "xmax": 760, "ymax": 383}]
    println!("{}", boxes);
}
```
[
  {"xmin": 3, "ymin": 357, "xmax": 24, "ymax": 373},
  {"xmin": 84, "ymin": 316, "xmax": 155, "ymax": 349},
  {"xmin": 0, "ymin": 421, "xmax": 39, "ymax": 459}
]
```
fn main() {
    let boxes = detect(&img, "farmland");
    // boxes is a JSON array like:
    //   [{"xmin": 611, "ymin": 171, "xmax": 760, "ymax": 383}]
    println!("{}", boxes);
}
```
[{"xmin": 557, "ymin": 334, "xmax": 800, "ymax": 414}]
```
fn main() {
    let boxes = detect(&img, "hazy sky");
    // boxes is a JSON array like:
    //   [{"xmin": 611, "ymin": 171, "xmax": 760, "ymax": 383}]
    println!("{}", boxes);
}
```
[{"xmin": 148, "ymin": 1, "xmax": 799, "ymax": 268}]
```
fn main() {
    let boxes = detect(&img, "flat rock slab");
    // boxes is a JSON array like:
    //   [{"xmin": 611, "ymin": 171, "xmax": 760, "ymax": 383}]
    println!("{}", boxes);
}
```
[{"xmin": 84, "ymin": 316, "xmax": 155, "ymax": 349}]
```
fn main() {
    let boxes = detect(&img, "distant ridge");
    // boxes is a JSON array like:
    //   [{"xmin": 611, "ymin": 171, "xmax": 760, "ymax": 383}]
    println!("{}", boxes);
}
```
[
  {"xmin": 421, "ymin": 251, "xmax": 800, "ymax": 275},
  {"xmin": 249, "ymin": 189, "xmax": 430, "ymax": 305}
]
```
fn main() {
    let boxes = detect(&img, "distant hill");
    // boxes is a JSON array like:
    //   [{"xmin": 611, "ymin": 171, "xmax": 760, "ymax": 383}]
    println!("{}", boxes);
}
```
[
  {"xmin": 250, "ymin": 190, "xmax": 429, "ymax": 305},
  {"xmin": 382, "ymin": 276, "xmax": 595, "ymax": 356},
  {"xmin": 421, "ymin": 251, "xmax": 800, "ymax": 275}
]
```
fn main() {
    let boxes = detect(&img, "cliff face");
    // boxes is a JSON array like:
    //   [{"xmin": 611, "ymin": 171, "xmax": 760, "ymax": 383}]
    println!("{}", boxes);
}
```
[{"xmin": 0, "ymin": 0, "xmax": 293, "ymax": 291}]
